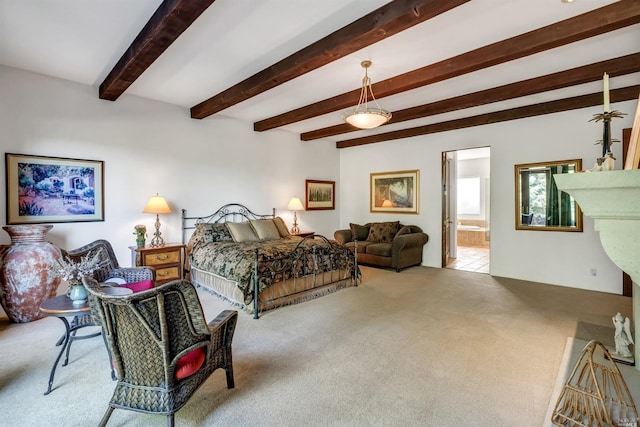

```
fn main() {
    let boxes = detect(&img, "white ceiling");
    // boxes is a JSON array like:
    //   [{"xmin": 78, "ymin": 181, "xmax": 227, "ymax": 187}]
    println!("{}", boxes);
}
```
[{"xmin": 1, "ymin": 0, "xmax": 638, "ymax": 142}]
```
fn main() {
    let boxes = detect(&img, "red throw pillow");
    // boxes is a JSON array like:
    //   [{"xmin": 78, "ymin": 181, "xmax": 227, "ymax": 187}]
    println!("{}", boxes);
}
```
[
  {"xmin": 122, "ymin": 279, "xmax": 154, "ymax": 293},
  {"xmin": 175, "ymin": 348, "xmax": 206, "ymax": 380}
]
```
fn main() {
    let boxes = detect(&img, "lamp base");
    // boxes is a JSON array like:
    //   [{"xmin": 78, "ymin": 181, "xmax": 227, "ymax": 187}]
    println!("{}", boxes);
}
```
[
  {"xmin": 291, "ymin": 211, "xmax": 300, "ymax": 234},
  {"xmin": 150, "ymin": 214, "xmax": 165, "ymax": 247}
]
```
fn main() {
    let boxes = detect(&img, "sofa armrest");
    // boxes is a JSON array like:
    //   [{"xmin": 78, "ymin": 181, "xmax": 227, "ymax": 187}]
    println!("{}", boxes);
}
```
[
  {"xmin": 391, "ymin": 232, "xmax": 429, "ymax": 270},
  {"xmin": 334, "ymin": 229, "xmax": 353, "ymax": 245},
  {"xmin": 392, "ymin": 232, "xmax": 429, "ymax": 252}
]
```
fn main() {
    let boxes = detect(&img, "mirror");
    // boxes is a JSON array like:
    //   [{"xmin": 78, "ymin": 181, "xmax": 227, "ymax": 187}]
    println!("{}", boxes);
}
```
[{"xmin": 515, "ymin": 159, "xmax": 583, "ymax": 232}]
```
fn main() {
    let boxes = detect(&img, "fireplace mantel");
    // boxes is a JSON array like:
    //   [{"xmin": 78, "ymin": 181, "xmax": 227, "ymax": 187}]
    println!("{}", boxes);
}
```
[{"xmin": 554, "ymin": 169, "xmax": 640, "ymax": 369}]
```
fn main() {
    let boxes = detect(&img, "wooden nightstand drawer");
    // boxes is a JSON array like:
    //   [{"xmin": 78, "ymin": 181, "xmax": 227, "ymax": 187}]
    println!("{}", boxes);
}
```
[
  {"xmin": 155, "ymin": 266, "xmax": 180, "ymax": 281},
  {"xmin": 142, "ymin": 249, "xmax": 180, "ymax": 266}
]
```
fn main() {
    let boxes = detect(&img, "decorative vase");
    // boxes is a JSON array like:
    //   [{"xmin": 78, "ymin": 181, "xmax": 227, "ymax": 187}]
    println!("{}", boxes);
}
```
[
  {"xmin": 67, "ymin": 282, "xmax": 87, "ymax": 305},
  {"xmin": 0, "ymin": 225, "xmax": 61, "ymax": 323}
]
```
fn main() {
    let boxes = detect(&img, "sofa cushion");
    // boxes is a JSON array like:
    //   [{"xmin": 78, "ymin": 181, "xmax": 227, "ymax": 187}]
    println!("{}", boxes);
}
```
[
  {"xmin": 344, "ymin": 240, "xmax": 374, "ymax": 254},
  {"xmin": 365, "ymin": 243, "xmax": 392, "ymax": 257},
  {"xmin": 349, "ymin": 223, "xmax": 370, "ymax": 241},
  {"xmin": 367, "ymin": 221, "xmax": 399, "ymax": 243}
]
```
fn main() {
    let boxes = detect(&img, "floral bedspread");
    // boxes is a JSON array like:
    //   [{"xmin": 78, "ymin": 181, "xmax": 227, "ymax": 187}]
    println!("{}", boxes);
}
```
[{"xmin": 189, "ymin": 236, "xmax": 355, "ymax": 303}]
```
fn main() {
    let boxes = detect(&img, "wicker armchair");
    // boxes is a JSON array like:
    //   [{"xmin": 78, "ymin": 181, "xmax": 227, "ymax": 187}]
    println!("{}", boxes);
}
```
[
  {"xmin": 61, "ymin": 239, "xmax": 155, "ymax": 284},
  {"xmin": 82, "ymin": 276, "xmax": 238, "ymax": 427}
]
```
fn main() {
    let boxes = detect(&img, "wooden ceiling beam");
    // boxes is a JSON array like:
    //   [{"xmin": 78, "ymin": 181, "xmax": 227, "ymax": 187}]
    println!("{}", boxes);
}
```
[
  {"xmin": 256, "ymin": 0, "xmax": 640, "ymax": 132},
  {"xmin": 190, "ymin": 0, "xmax": 470, "ymax": 119},
  {"xmin": 99, "ymin": 0, "xmax": 217, "ymax": 101},
  {"xmin": 301, "ymin": 52, "xmax": 640, "ymax": 141},
  {"xmin": 335, "ymin": 85, "xmax": 640, "ymax": 148}
]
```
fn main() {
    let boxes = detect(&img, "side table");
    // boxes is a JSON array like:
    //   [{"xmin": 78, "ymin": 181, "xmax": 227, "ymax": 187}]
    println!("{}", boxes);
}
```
[
  {"xmin": 39, "ymin": 295, "xmax": 101, "ymax": 395},
  {"xmin": 129, "ymin": 243, "xmax": 185, "ymax": 286}
]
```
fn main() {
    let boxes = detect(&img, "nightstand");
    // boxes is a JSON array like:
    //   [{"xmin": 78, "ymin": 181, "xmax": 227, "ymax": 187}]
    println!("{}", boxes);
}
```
[
  {"xmin": 293, "ymin": 231, "xmax": 315, "ymax": 238},
  {"xmin": 129, "ymin": 243, "xmax": 185, "ymax": 286}
]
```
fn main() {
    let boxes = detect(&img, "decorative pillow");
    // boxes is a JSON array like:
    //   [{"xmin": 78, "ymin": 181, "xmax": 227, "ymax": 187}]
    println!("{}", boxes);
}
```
[
  {"xmin": 209, "ymin": 223, "xmax": 233, "ymax": 242},
  {"xmin": 226, "ymin": 222, "xmax": 259, "ymax": 242},
  {"xmin": 350, "ymin": 223, "xmax": 370, "ymax": 241},
  {"xmin": 395, "ymin": 225, "xmax": 422, "ymax": 237},
  {"xmin": 367, "ymin": 221, "xmax": 400, "ymax": 243},
  {"xmin": 175, "ymin": 347, "xmax": 206, "ymax": 380},
  {"xmin": 273, "ymin": 216, "xmax": 290, "ymax": 237},
  {"xmin": 122, "ymin": 279, "xmax": 154, "ymax": 293},
  {"xmin": 250, "ymin": 219, "xmax": 281, "ymax": 241}
]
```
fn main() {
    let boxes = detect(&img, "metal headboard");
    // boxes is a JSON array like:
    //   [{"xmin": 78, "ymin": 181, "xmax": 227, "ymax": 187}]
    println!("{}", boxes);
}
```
[{"xmin": 181, "ymin": 203, "xmax": 276, "ymax": 244}]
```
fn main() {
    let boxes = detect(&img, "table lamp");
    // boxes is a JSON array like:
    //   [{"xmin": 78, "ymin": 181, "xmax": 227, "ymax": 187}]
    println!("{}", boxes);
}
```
[
  {"xmin": 287, "ymin": 197, "xmax": 304, "ymax": 234},
  {"xmin": 143, "ymin": 193, "xmax": 171, "ymax": 247}
]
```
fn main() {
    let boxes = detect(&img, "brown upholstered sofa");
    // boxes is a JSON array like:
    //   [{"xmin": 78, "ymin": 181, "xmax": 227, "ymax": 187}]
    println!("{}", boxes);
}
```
[{"xmin": 334, "ymin": 221, "xmax": 429, "ymax": 272}]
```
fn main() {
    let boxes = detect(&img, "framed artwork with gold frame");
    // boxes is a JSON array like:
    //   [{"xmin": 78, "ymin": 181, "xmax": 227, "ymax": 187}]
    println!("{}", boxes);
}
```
[{"xmin": 370, "ymin": 170, "xmax": 419, "ymax": 214}]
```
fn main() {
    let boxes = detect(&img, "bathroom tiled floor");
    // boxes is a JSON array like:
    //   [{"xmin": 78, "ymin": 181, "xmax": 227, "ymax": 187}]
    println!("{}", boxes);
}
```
[{"xmin": 446, "ymin": 245, "xmax": 490, "ymax": 274}]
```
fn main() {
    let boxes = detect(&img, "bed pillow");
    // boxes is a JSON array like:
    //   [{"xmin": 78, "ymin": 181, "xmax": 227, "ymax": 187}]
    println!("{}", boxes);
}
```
[
  {"xmin": 210, "ymin": 223, "xmax": 233, "ymax": 242},
  {"xmin": 226, "ymin": 222, "xmax": 260, "ymax": 242},
  {"xmin": 350, "ymin": 223, "xmax": 370, "ymax": 241},
  {"xmin": 250, "ymin": 219, "xmax": 281, "ymax": 241},
  {"xmin": 273, "ymin": 216, "xmax": 290, "ymax": 237},
  {"xmin": 367, "ymin": 221, "xmax": 400, "ymax": 243}
]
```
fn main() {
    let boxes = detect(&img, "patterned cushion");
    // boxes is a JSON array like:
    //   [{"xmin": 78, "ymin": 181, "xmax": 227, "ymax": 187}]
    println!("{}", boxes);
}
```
[
  {"xmin": 367, "ymin": 222, "xmax": 399, "ymax": 243},
  {"xmin": 250, "ymin": 219, "xmax": 281, "ymax": 241},
  {"xmin": 187, "ymin": 223, "xmax": 233, "ymax": 256},
  {"xmin": 210, "ymin": 223, "xmax": 233, "ymax": 242},
  {"xmin": 226, "ymin": 222, "xmax": 259, "ymax": 242},
  {"xmin": 349, "ymin": 223, "xmax": 370, "ymax": 241}
]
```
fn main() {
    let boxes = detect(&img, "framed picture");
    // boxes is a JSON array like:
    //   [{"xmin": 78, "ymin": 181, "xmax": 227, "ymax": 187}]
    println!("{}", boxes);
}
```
[
  {"xmin": 5, "ymin": 153, "xmax": 104, "ymax": 224},
  {"xmin": 370, "ymin": 170, "xmax": 419, "ymax": 214},
  {"xmin": 305, "ymin": 179, "xmax": 335, "ymax": 210}
]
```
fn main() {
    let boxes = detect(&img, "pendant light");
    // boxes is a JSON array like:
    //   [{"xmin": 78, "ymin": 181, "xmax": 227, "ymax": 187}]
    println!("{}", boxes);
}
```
[{"xmin": 342, "ymin": 60, "xmax": 391, "ymax": 129}]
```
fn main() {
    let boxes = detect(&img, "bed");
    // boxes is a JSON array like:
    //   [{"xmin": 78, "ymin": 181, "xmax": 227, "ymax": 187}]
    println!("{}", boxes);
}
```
[{"xmin": 181, "ymin": 203, "xmax": 358, "ymax": 318}]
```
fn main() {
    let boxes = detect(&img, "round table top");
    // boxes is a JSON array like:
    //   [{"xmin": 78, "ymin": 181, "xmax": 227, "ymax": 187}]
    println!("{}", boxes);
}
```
[{"xmin": 39, "ymin": 295, "xmax": 90, "ymax": 316}]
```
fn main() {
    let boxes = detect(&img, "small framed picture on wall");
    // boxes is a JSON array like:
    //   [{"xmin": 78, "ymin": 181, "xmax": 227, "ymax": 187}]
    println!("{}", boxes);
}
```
[{"xmin": 305, "ymin": 179, "xmax": 335, "ymax": 210}]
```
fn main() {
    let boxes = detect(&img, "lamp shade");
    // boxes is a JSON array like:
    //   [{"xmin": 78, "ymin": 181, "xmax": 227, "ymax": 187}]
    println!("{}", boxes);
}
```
[
  {"xmin": 344, "ymin": 111, "xmax": 391, "ymax": 129},
  {"xmin": 287, "ymin": 197, "xmax": 304, "ymax": 211},
  {"xmin": 143, "ymin": 195, "xmax": 171, "ymax": 214}
]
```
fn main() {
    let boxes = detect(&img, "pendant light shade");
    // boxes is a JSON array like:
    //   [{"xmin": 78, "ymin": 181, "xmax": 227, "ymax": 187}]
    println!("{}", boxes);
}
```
[{"xmin": 342, "ymin": 60, "xmax": 391, "ymax": 130}]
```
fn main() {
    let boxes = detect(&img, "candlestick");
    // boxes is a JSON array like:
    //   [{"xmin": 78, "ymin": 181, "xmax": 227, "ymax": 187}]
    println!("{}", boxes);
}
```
[{"xmin": 603, "ymin": 72, "xmax": 610, "ymax": 112}]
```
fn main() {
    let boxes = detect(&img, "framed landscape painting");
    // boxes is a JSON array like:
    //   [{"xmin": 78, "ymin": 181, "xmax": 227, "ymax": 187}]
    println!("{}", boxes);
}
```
[
  {"xmin": 370, "ymin": 170, "xmax": 419, "ymax": 214},
  {"xmin": 5, "ymin": 153, "xmax": 104, "ymax": 224},
  {"xmin": 305, "ymin": 179, "xmax": 335, "ymax": 210}
]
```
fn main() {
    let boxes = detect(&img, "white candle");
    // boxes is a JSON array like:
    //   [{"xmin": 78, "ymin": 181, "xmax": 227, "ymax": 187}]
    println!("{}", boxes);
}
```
[{"xmin": 603, "ymin": 72, "xmax": 610, "ymax": 112}]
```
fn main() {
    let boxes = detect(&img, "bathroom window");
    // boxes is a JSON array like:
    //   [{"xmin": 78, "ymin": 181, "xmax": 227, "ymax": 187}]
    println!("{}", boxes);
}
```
[{"xmin": 457, "ymin": 177, "xmax": 480, "ymax": 215}]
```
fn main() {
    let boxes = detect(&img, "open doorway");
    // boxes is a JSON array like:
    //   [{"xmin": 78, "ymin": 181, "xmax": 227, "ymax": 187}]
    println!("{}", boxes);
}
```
[{"xmin": 442, "ymin": 147, "xmax": 491, "ymax": 274}]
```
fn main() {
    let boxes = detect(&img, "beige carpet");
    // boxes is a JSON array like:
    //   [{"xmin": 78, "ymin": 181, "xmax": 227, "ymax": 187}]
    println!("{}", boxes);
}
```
[{"xmin": 0, "ymin": 266, "xmax": 635, "ymax": 426}]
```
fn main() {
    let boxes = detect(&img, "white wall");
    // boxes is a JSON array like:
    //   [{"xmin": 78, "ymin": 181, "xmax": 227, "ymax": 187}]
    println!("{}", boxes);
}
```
[
  {"xmin": 0, "ymin": 65, "xmax": 341, "ymax": 264},
  {"xmin": 339, "ymin": 100, "xmax": 638, "ymax": 294}
]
